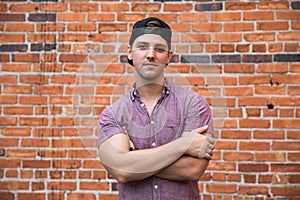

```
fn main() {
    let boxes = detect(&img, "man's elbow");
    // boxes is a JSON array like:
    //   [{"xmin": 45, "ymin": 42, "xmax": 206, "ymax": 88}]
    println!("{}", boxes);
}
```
[{"xmin": 189, "ymin": 159, "xmax": 209, "ymax": 181}]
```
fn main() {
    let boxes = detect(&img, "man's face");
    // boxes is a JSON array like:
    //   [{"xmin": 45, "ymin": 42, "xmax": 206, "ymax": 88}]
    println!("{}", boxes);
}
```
[{"xmin": 128, "ymin": 34, "xmax": 172, "ymax": 82}]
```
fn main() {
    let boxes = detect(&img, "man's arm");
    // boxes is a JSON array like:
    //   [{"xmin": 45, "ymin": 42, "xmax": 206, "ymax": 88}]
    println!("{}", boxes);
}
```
[
  {"xmin": 155, "ymin": 156, "xmax": 209, "ymax": 181},
  {"xmin": 154, "ymin": 93, "xmax": 215, "ymax": 181},
  {"xmin": 98, "ymin": 126, "xmax": 214, "ymax": 183},
  {"xmin": 155, "ymin": 133, "xmax": 213, "ymax": 181}
]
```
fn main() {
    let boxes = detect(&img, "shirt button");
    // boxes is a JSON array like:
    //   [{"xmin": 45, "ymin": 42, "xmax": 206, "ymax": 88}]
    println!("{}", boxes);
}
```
[
  {"xmin": 151, "ymin": 142, "xmax": 156, "ymax": 147},
  {"xmin": 154, "ymin": 185, "xmax": 158, "ymax": 189},
  {"xmin": 141, "ymin": 103, "xmax": 145, "ymax": 107},
  {"xmin": 151, "ymin": 120, "xmax": 154, "ymax": 124}
]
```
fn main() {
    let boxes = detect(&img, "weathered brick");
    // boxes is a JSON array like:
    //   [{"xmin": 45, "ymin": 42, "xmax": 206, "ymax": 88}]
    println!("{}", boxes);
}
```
[
  {"xmin": 28, "ymin": 13, "xmax": 56, "ymax": 22},
  {"xmin": 31, "ymin": 43, "xmax": 56, "ymax": 51},
  {"xmin": 0, "ymin": 44, "xmax": 27, "ymax": 52},
  {"xmin": 274, "ymin": 54, "xmax": 300, "ymax": 62},
  {"xmin": 0, "ymin": 14, "xmax": 25, "ymax": 21},
  {"xmin": 195, "ymin": 3, "xmax": 223, "ymax": 11},
  {"xmin": 212, "ymin": 55, "xmax": 241, "ymax": 63},
  {"xmin": 242, "ymin": 54, "xmax": 272, "ymax": 63}
]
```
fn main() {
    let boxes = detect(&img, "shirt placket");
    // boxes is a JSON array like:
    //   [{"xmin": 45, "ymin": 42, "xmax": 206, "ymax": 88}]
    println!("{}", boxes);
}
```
[{"xmin": 151, "ymin": 99, "xmax": 162, "ymax": 200}]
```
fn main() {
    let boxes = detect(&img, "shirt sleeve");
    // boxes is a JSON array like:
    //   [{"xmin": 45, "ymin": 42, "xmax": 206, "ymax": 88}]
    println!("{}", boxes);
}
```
[
  {"xmin": 98, "ymin": 106, "xmax": 124, "ymax": 147},
  {"xmin": 183, "ymin": 94, "xmax": 214, "ymax": 137}
]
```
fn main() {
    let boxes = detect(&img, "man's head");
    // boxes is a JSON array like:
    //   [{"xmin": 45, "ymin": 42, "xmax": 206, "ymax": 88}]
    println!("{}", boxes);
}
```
[{"xmin": 127, "ymin": 17, "xmax": 172, "ymax": 66}]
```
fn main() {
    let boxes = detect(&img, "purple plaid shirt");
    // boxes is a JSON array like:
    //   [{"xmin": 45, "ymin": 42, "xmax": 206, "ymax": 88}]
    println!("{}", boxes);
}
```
[{"xmin": 98, "ymin": 80, "xmax": 213, "ymax": 200}]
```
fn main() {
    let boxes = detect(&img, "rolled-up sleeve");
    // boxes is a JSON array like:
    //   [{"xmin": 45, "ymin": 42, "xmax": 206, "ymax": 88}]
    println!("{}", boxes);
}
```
[
  {"xmin": 183, "ymin": 94, "xmax": 214, "ymax": 137},
  {"xmin": 98, "ymin": 106, "xmax": 124, "ymax": 147}
]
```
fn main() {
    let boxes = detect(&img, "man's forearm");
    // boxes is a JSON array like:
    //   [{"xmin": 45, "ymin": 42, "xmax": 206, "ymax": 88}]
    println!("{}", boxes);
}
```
[
  {"xmin": 99, "ymin": 134, "xmax": 193, "ymax": 182},
  {"xmin": 155, "ymin": 155, "xmax": 209, "ymax": 181}
]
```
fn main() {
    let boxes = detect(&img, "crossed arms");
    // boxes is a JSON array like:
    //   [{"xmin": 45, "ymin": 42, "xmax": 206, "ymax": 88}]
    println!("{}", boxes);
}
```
[{"xmin": 98, "ymin": 126, "xmax": 215, "ymax": 183}]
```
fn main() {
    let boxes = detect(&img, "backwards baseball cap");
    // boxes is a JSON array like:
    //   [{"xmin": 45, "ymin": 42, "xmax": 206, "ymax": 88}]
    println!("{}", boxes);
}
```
[{"xmin": 128, "ymin": 17, "xmax": 172, "ymax": 66}]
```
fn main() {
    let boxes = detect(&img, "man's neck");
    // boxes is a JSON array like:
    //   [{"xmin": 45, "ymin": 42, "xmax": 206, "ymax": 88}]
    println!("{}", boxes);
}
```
[{"xmin": 136, "ymin": 82, "xmax": 164, "ymax": 101}]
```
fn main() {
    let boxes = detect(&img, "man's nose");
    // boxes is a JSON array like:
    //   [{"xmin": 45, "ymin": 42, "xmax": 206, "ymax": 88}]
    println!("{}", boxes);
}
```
[{"xmin": 146, "ymin": 48, "xmax": 155, "ymax": 59}]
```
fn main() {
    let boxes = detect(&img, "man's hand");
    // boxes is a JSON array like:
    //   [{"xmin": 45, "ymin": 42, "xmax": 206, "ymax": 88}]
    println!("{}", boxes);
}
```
[{"xmin": 181, "ymin": 125, "xmax": 215, "ymax": 160}]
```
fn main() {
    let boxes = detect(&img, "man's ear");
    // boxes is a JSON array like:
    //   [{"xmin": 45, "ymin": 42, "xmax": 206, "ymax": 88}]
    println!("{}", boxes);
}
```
[
  {"xmin": 127, "ymin": 45, "xmax": 132, "ymax": 60},
  {"xmin": 167, "ymin": 51, "xmax": 173, "ymax": 65}
]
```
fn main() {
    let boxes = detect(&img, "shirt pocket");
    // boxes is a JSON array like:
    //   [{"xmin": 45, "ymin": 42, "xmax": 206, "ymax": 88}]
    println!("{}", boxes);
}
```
[{"xmin": 158, "ymin": 118, "xmax": 181, "ymax": 144}]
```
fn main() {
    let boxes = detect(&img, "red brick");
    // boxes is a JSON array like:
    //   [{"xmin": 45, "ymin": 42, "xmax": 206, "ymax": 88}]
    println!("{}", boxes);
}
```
[
  {"xmin": 273, "ymin": 119, "xmax": 300, "ymax": 129},
  {"xmin": 47, "ymin": 181, "xmax": 77, "ymax": 190},
  {"xmin": 52, "ymin": 160, "xmax": 81, "ymax": 169},
  {"xmin": 83, "ymin": 160, "xmax": 103, "ymax": 169},
  {"xmin": 276, "ymin": 11, "xmax": 300, "ymax": 20},
  {"xmin": 58, "ymin": 34, "xmax": 87, "ymax": 42},
  {"xmin": 224, "ymin": 87, "xmax": 253, "ymax": 96},
  {"xmin": 80, "ymin": 182, "xmax": 109, "ymax": 190},
  {"xmin": 0, "ymin": 138, "xmax": 18, "ymax": 147},
  {"xmin": 206, "ymin": 183, "xmax": 237, "ymax": 193},
  {"xmin": 240, "ymin": 141, "xmax": 270, "ymax": 150},
  {"xmin": 239, "ymin": 164, "xmax": 268, "ymax": 172},
  {"xmin": 193, "ymin": 23, "xmax": 222, "ymax": 32},
  {"xmin": 98, "ymin": 194, "xmax": 118, "ymax": 200},
  {"xmin": 211, "ymin": 12, "xmax": 241, "ymax": 21},
  {"xmin": 0, "ymin": 117, "xmax": 17, "ymax": 126},
  {"xmin": 224, "ymin": 23, "xmax": 254, "ymax": 32},
  {"xmin": 0, "ymin": 181, "xmax": 29, "ymax": 190},
  {"xmin": 224, "ymin": 64, "xmax": 254, "ymax": 73},
  {"xmin": 5, "ymin": 171, "xmax": 18, "ymax": 178},
  {"xmin": 9, "ymin": 3, "xmax": 37, "ymax": 12},
  {"xmin": 244, "ymin": 33, "xmax": 275, "ymax": 42},
  {"xmin": 213, "ymin": 33, "xmax": 242, "ymax": 42},
  {"xmin": 164, "ymin": 3, "xmax": 192, "ymax": 12},
  {"xmin": 3, "ymin": 85, "xmax": 32, "ymax": 94},
  {"xmin": 40, "ymin": 3, "xmax": 67, "ymax": 12},
  {"xmin": 34, "ymin": 86, "xmax": 63, "ymax": 95},
  {"xmin": 257, "ymin": 63, "xmax": 288, "ymax": 73},
  {"xmin": 88, "ymin": 13, "xmax": 115, "ymax": 21},
  {"xmin": 271, "ymin": 186, "xmax": 300, "ymax": 196},
  {"xmin": 0, "ymin": 64, "xmax": 22, "ymax": 73},
  {"xmin": 0, "ymin": 34, "xmax": 25, "ymax": 43},
  {"xmin": 223, "ymin": 152, "xmax": 253, "ymax": 161},
  {"xmin": 32, "ymin": 182, "xmax": 45, "ymax": 191},
  {"xmin": 13, "ymin": 54, "xmax": 40, "ymax": 62},
  {"xmin": 257, "ymin": 21, "xmax": 289, "ymax": 31},
  {"xmin": 70, "ymin": 3, "xmax": 99, "ymax": 12},
  {"xmin": 292, "ymin": 20, "xmax": 300, "ymax": 30},
  {"xmin": 253, "ymin": 130, "xmax": 284, "ymax": 140},
  {"xmin": 20, "ymin": 75, "xmax": 48, "ymax": 84},
  {"xmin": 225, "ymin": 2, "xmax": 256, "ymax": 10},
  {"xmin": 38, "ymin": 149, "xmax": 66, "ymax": 158},
  {"xmin": 4, "ymin": 106, "xmax": 33, "ymax": 115},
  {"xmin": 255, "ymin": 152, "xmax": 285, "ymax": 162},
  {"xmin": 271, "ymin": 164, "xmax": 300, "ymax": 173},
  {"xmin": 6, "ymin": 23, "xmax": 34, "ymax": 32},
  {"xmin": 67, "ymin": 193, "xmax": 96, "ymax": 200},
  {"xmin": 101, "ymin": 3, "xmax": 129, "ymax": 12},
  {"xmin": 117, "ymin": 13, "xmax": 146, "ymax": 22},
  {"xmin": 180, "ymin": 13, "xmax": 208, "ymax": 22},
  {"xmin": 21, "ymin": 138, "xmax": 49, "ymax": 147},
  {"xmin": 255, "ymin": 85, "xmax": 286, "ymax": 95},
  {"xmin": 58, "ymin": 13, "xmax": 86, "ymax": 21},
  {"xmin": 132, "ymin": 3, "xmax": 161, "ymax": 12},
  {"xmin": 272, "ymin": 142, "xmax": 300, "ymax": 151},
  {"xmin": 278, "ymin": 32, "xmax": 300, "ymax": 41},
  {"xmin": 238, "ymin": 186, "xmax": 268, "ymax": 195},
  {"xmin": 258, "ymin": 2, "xmax": 289, "ymax": 10}
]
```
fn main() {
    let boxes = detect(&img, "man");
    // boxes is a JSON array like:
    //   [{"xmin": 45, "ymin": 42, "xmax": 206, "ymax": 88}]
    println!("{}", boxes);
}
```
[{"xmin": 98, "ymin": 17, "xmax": 215, "ymax": 200}]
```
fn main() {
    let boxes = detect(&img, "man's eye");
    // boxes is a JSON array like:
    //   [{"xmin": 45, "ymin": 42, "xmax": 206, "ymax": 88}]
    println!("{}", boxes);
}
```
[
  {"xmin": 155, "ymin": 47, "xmax": 166, "ymax": 53},
  {"xmin": 137, "ymin": 45, "xmax": 147, "ymax": 50}
]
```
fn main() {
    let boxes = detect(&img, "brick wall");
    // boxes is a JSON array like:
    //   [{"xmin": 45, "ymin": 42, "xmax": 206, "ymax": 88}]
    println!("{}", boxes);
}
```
[{"xmin": 0, "ymin": 0, "xmax": 299, "ymax": 199}]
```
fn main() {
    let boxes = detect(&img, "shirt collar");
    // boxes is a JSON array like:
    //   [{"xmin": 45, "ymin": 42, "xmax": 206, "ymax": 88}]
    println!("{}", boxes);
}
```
[{"xmin": 130, "ymin": 79, "xmax": 170, "ymax": 101}]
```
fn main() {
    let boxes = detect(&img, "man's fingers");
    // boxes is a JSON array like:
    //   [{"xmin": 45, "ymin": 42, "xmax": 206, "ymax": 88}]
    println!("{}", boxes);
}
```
[
  {"xmin": 207, "ymin": 137, "xmax": 216, "ymax": 145},
  {"xmin": 205, "ymin": 153, "xmax": 212, "ymax": 160},
  {"xmin": 195, "ymin": 125, "xmax": 208, "ymax": 134}
]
